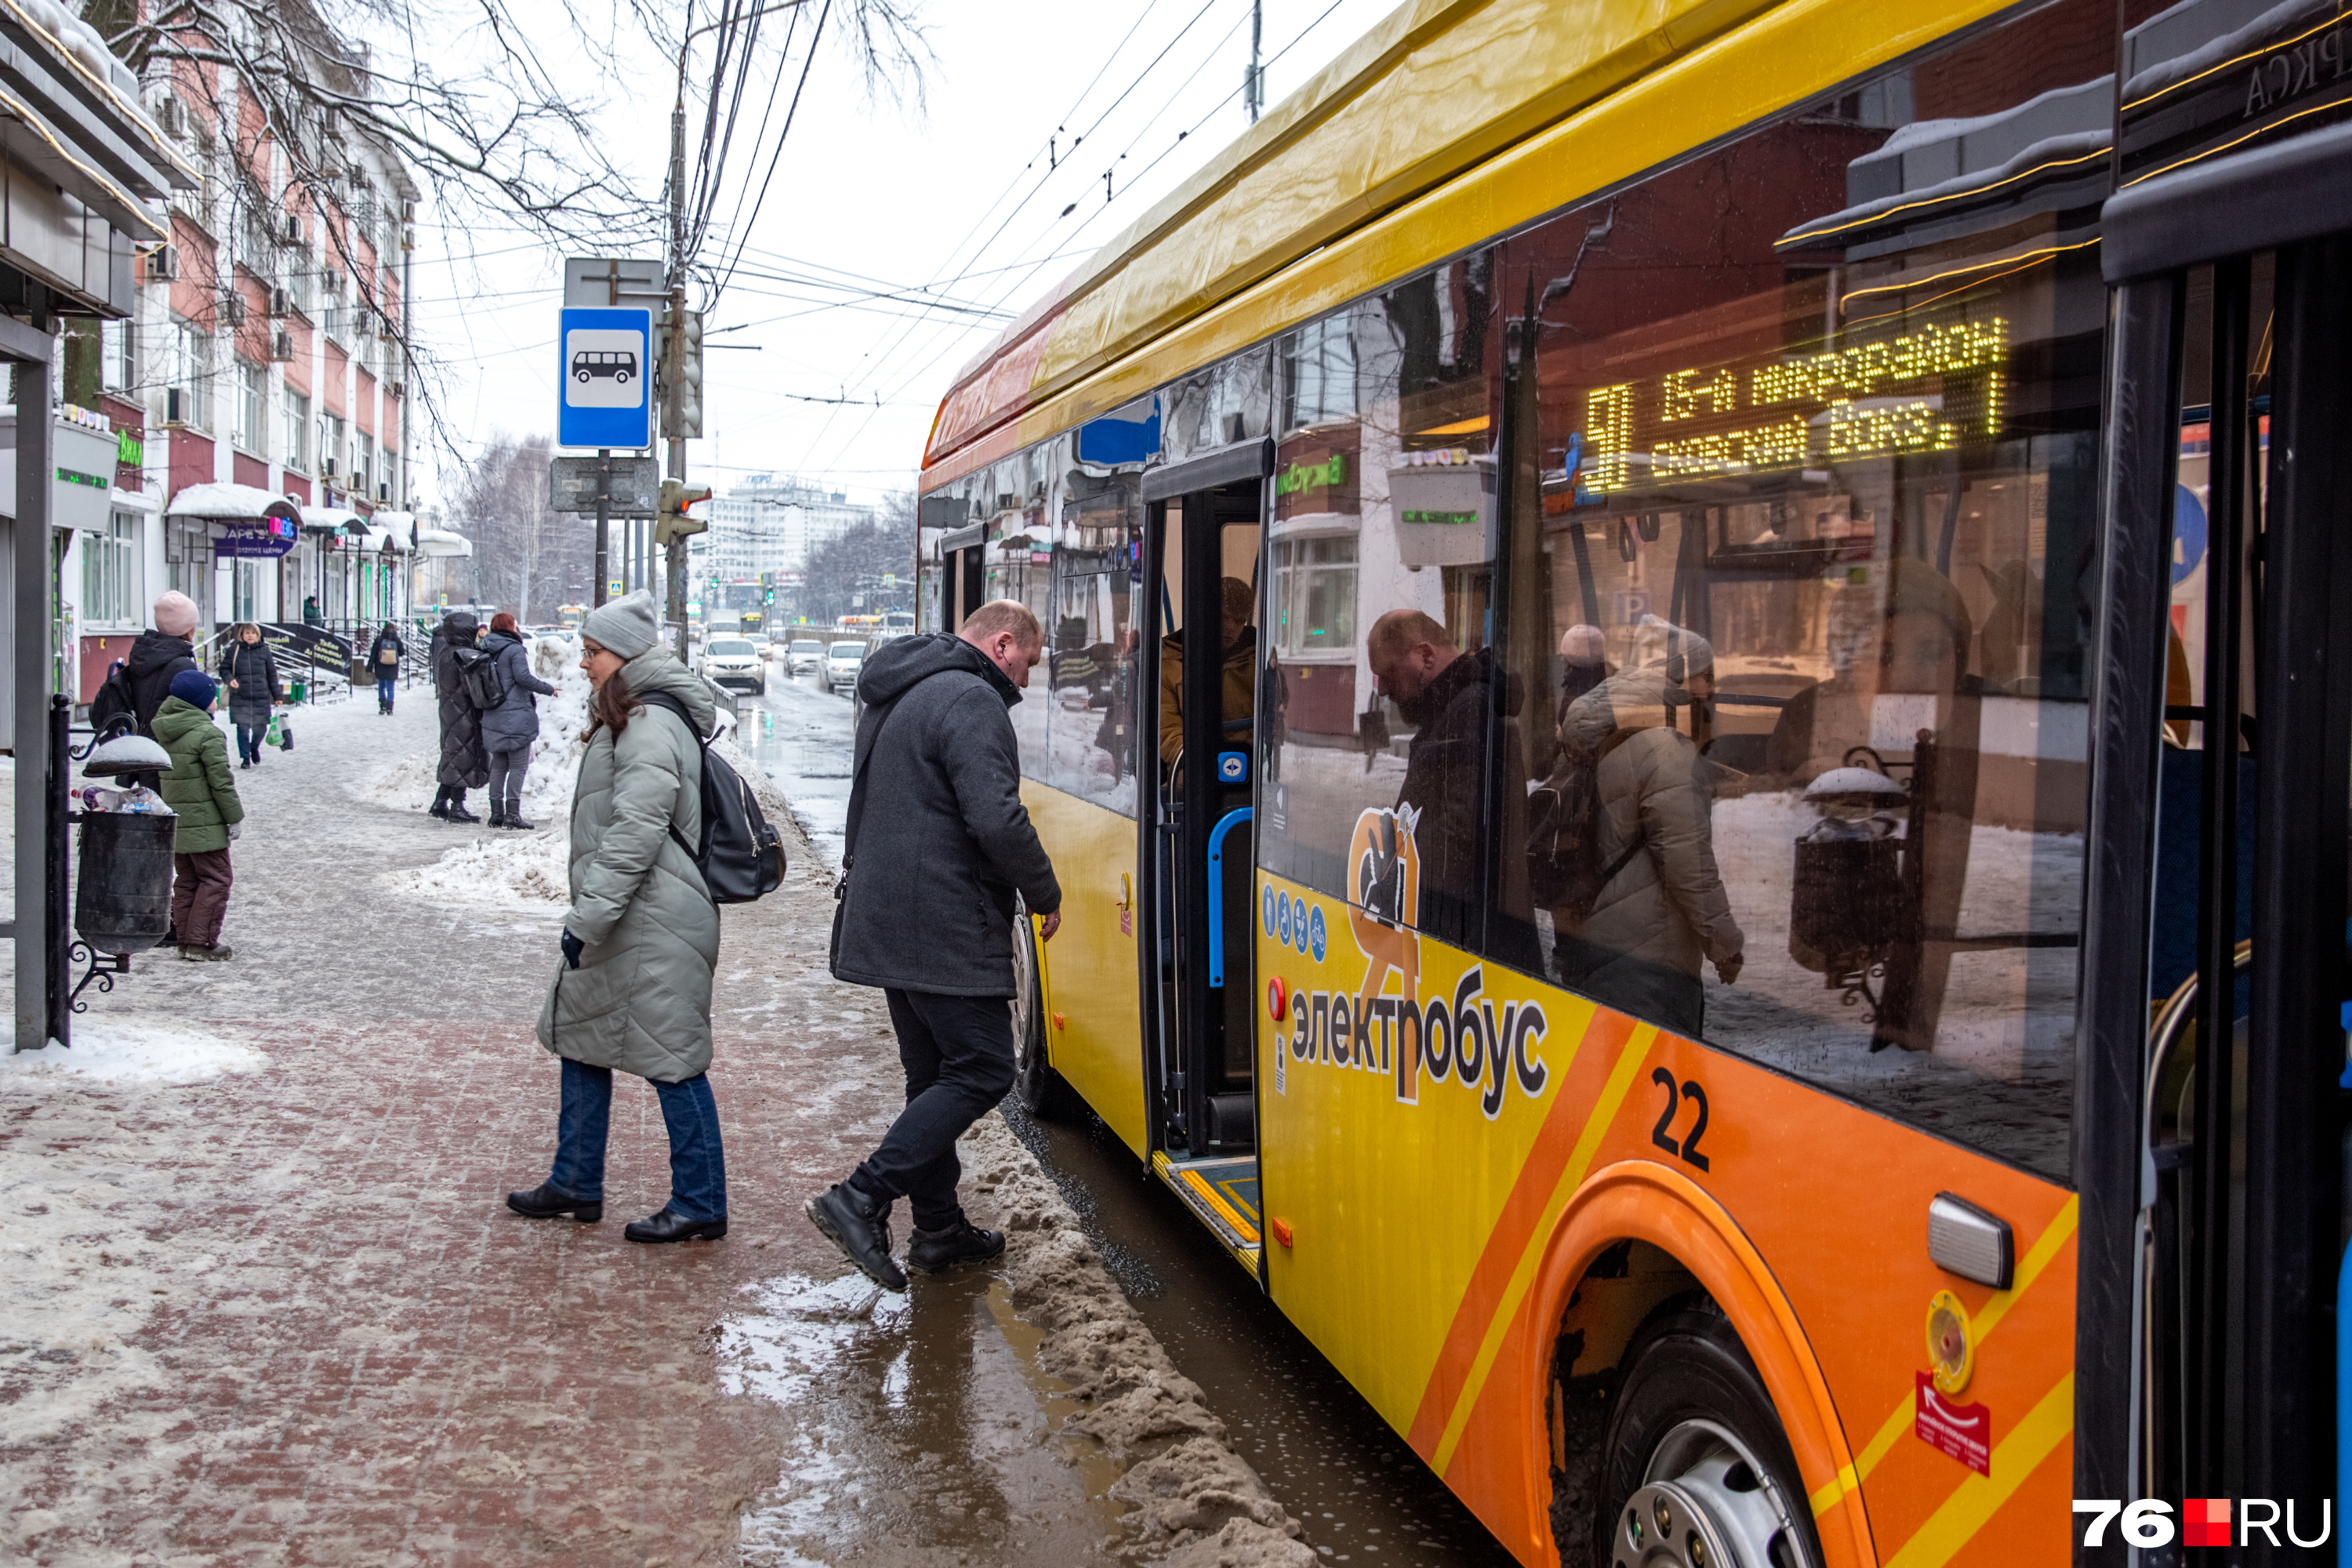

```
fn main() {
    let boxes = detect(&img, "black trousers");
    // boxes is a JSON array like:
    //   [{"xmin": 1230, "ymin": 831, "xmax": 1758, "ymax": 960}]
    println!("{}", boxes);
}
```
[{"xmin": 851, "ymin": 989, "xmax": 1017, "ymax": 1232}]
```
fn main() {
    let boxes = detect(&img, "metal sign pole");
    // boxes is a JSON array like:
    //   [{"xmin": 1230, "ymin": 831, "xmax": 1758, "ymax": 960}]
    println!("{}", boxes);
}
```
[
  {"xmin": 593, "ymin": 448, "xmax": 611, "ymax": 608},
  {"xmin": 10, "ymin": 309, "xmax": 54, "ymax": 1051}
]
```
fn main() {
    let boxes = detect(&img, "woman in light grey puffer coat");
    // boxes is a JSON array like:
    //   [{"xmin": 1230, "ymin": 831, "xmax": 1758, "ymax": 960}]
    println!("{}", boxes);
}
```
[{"xmin": 506, "ymin": 590, "xmax": 728, "ymax": 1243}]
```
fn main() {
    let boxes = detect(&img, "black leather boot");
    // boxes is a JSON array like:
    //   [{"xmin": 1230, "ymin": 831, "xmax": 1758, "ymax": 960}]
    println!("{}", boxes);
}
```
[
  {"xmin": 907, "ymin": 1219, "xmax": 1006, "ymax": 1274},
  {"xmin": 624, "ymin": 1208, "xmax": 728, "ymax": 1243},
  {"xmin": 506, "ymin": 1182, "xmax": 601, "ymax": 1222},
  {"xmin": 804, "ymin": 1181, "xmax": 906, "ymax": 1291}
]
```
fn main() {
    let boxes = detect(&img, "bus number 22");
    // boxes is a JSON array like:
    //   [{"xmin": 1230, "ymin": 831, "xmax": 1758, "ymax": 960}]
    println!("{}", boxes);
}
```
[{"xmin": 1650, "ymin": 1069, "xmax": 1711, "ymax": 1172}]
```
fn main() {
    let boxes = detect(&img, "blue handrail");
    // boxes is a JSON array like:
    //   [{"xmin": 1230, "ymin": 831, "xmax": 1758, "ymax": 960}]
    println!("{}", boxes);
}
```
[{"xmin": 1207, "ymin": 808, "xmax": 1254, "ymax": 989}]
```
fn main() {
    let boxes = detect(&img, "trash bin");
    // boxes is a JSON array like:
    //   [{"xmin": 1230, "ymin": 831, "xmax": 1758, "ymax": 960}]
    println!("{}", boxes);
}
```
[
  {"xmin": 74, "ymin": 812, "xmax": 177, "ymax": 954},
  {"xmin": 1788, "ymin": 826, "xmax": 1908, "ymax": 975}
]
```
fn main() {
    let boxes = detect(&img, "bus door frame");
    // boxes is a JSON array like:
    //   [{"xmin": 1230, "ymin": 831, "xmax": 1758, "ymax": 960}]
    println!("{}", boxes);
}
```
[
  {"xmin": 1138, "ymin": 439, "xmax": 1276, "ymax": 1160},
  {"xmin": 2089, "ymin": 125, "xmax": 2352, "ymax": 1549}
]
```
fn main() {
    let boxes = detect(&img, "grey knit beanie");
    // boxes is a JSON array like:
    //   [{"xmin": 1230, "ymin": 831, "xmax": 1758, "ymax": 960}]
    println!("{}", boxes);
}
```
[{"xmin": 582, "ymin": 589, "xmax": 660, "ymax": 660}]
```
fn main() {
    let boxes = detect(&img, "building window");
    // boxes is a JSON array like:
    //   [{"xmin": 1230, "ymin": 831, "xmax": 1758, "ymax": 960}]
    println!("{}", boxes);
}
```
[
  {"xmin": 81, "ymin": 512, "xmax": 142, "ymax": 627},
  {"xmin": 169, "ymin": 318, "xmax": 212, "ymax": 430},
  {"xmin": 231, "ymin": 359, "xmax": 265, "ymax": 453},
  {"xmin": 282, "ymin": 387, "xmax": 309, "ymax": 470},
  {"xmin": 1269, "ymin": 535, "xmax": 1358, "ymax": 659},
  {"xmin": 320, "ymin": 411, "xmax": 346, "ymax": 481},
  {"xmin": 354, "ymin": 431, "xmax": 374, "ymax": 499},
  {"xmin": 102, "ymin": 320, "xmax": 133, "ymax": 392}
]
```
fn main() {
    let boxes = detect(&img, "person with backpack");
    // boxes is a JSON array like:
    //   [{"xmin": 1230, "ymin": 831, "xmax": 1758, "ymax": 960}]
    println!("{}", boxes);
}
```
[
  {"xmin": 507, "ymin": 591, "xmax": 729, "ymax": 1243},
  {"xmin": 428, "ymin": 609, "xmax": 487, "ymax": 822},
  {"xmin": 152, "ymin": 670, "xmax": 244, "ymax": 961},
  {"xmin": 217, "ymin": 622, "xmax": 282, "ymax": 768},
  {"xmin": 1546, "ymin": 616, "xmax": 1744, "ymax": 1038},
  {"xmin": 91, "ymin": 590, "xmax": 202, "ymax": 790},
  {"xmin": 368, "ymin": 622, "xmax": 404, "ymax": 715},
  {"xmin": 808, "ymin": 600, "xmax": 1062, "ymax": 1293},
  {"xmin": 479, "ymin": 612, "xmax": 557, "ymax": 829}
]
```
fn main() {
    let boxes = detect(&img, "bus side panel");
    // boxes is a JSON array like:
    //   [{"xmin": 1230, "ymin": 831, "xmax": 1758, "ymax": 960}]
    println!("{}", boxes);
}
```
[
  {"xmin": 1255, "ymin": 872, "xmax": 2077, "ymax": 1566},
  {"xmin": 1024, "ymin": 782, "xmax": 1149, "ymax": 1157}
]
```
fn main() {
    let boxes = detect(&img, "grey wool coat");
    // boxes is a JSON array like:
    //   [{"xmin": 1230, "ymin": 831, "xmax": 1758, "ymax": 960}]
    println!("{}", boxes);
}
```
[
  {"xmin": 831, "ymin": 633, "xmax": 1060, "ymax": 998},
  {"xmin": 536, "ymin": 648, "xmax": 719, "ymax": 1082}
]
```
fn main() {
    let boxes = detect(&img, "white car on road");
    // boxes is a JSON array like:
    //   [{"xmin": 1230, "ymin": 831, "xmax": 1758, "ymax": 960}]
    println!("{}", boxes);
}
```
[
  {"xmin": 826, "ymin": 641, "xmax": 865, "ymax": 695},
  {"xmin": 786, "ymin": 637, "xmax": 826, "ymax": 676},
  {"xmin": 698, "ymin": 637, "xmax": 767, "ymax": 696}
]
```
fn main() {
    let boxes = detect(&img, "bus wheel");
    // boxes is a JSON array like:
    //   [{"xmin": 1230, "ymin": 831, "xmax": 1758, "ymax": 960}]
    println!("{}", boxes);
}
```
[
  {"xmin": 1010, "ymin": 901, "xmax": 1070, "ymax": 1117},
  {"xmin": 1598, "ymin": 1304, "xmax": 1818, "ymax": 1568}
]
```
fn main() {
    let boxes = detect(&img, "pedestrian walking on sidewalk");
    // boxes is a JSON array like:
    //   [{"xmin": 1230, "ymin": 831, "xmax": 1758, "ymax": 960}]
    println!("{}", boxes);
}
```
[
  {"xmin": 153, "ymin": 670, "xmax": 243, "ymax": 962},
  {"xmin": 218, "ymin": 623, "xmax": 281, "ymax": 768},
  {"xmin": 808, "ymin": 600, "xmax": 1062, "ymax": 1291},
  {"xmin": 509, "ymin": 590, "xmax": 729, "ymax": 1243},
  {"xmin": 368, "ymin": 622, "xmax": 405, "ymax": 714},
  {"xmin": 481, "ymin": 611, "xmax": 557, "ymax": 829},
  {"xmin": 428, "ymin": 609, "xmax": 487, "ymax": 822}
]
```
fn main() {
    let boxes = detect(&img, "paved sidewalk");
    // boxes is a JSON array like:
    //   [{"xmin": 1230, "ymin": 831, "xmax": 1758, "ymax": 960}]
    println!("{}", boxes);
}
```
[{"xmin": 0, "ymin": 689, "xmax": 1127, "ymax": 1565}]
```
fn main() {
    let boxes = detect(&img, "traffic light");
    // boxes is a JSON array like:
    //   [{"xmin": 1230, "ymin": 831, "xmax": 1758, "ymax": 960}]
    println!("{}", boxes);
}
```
[
  {"xmin": 660, "ymin": 308, "xmax": 703, "ymax": 440},
  {"xmin": 764, "ymin": 587, "xmax": 775, "ymax": 604},
  {"xmin": 655, "ymin": 479, "xmax": 713, "ymax": 545}
]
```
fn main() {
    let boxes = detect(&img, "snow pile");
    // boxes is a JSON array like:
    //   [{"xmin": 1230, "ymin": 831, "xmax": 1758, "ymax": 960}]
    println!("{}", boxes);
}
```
[
  {"xmin": 385, "ymin": 827, "xmax": 572, "ymax": 908},
  {"xmin": 960, "ymin": 1116, "xmax": 1315, "ymax": 1568},
  {"xmin": 0, "ymin": 1023, "xmax": 285, "ymax": 1454},
  {"xmin": 0, "ymin": 1014, "xmax": 268, "ymax": 1081}
]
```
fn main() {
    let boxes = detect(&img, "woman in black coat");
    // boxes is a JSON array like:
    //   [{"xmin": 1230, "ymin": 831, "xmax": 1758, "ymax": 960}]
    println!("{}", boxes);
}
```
[
  {"xmin": 430, "ymin": 610, "xmax": 488, "ymax": 822},
  {"xmin": 218, "ymin": 623, "xmax": 281, "ymax": 768}
]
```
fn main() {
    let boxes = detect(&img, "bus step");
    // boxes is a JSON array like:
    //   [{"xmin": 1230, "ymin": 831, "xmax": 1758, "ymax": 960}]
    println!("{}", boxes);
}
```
[{"xmin": 1152, "ymin": 1151, "xmax": 1262, "ymax": 1277}]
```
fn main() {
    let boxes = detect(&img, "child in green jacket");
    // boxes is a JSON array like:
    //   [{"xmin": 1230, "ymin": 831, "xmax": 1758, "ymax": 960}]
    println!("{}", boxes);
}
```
[{"xmin": 153, "ymin": 670, "xmax": 244, "ymax": 960}]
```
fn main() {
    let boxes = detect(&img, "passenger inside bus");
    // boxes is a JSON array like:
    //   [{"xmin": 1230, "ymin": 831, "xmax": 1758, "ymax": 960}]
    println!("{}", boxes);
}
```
[{"xmin": 1159, "ymin": 575, "xmax": 1258, "ymax": 768}]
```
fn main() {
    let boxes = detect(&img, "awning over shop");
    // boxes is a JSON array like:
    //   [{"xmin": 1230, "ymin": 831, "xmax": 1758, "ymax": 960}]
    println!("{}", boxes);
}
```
[
  {"xmin": 355, "ymin": 524, "xmax": 412, "ymax": 554},
  {"xmin": 415, "ymin": 528, "xmax": 474, "ymax": 558},
  {"xmin": 166, "ymin": 483, "xmax": 303, "ymax": 523},
  {"xmin": 301, "ymin": 506, "xmax": 372, "ymax": 536}
]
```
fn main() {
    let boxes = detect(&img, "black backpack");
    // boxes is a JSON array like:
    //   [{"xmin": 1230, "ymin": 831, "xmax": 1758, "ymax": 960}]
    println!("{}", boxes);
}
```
[
  {"xmin": 453, "ymin": 645, "xmax": 504, "ymax": 710},
  {"xmin": 89, "ymin": 661, "xmax": 137, "ymax": 738},
  {"xmin": 638, "ymin": 691, "xmax": 787, "ymax": 904},
  {"xmin": 1524, "ymin": 732, "xmax": 1645, "ymax": 921}
]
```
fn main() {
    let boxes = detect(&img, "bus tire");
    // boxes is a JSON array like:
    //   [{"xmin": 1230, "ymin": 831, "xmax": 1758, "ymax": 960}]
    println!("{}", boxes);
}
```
[
  {"xmin": 1010, "ymin": 901, "xmax": 1071, "ymax": 1118},
  {"xmin": 1595, "ymin": 1301, "xmax": 1820, "ymax": 1568}
]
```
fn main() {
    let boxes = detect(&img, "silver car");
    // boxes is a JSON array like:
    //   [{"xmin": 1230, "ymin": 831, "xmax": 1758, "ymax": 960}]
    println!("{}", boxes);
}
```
[
  {"xmin": 697, "ymin": 637, "xmax": 767, "ymax": 695},
  {"xmin": 825, "ymin": 640, "xmax": 864, "ymax": 695},
  {"xmin": 786, "ymin": 637, "xmax": 826, "ymax": 676}
]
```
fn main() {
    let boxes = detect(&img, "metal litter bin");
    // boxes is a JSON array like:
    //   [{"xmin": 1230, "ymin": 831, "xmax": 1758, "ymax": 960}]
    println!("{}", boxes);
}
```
[{"xmin": 74, "ymin": 811, "xmax": 177, "ymax": 954}]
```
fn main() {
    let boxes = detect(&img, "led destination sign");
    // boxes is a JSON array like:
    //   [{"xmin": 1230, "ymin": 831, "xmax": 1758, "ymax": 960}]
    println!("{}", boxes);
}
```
[{"xmin": 1577, "ymin": 316, "xmax": 2008, "ymax": 499}]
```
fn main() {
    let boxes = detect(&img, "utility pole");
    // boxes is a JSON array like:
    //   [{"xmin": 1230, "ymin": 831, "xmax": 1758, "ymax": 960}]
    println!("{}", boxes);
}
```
[
  {"xmin": 593, "ymin": 448, "xmax": 610, "ymax": 607},
  {"xmin": 1246, "ymin": 0, "xmax": 1264, "ymax": 123},
  {"xmin": 663, "ymin": 74, "xmax": 689, "ymax": 660}
]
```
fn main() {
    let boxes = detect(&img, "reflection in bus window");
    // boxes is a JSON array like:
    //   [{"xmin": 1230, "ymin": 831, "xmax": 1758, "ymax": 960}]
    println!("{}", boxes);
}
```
[
  {"xmin": 979, "ymin": 442, "xmax": 1062, "ymax": 780},
  {"xmin": 1258, "ymin": 257, "xmax": 1501, "ymax": 923},
  {"xmin": 1050, "ymin": 470, "xmax": 1144, "ymax": 812},
  {"xmin": 1473, "ymin": 21, "xmax": 2110, "ymax": 1177}
]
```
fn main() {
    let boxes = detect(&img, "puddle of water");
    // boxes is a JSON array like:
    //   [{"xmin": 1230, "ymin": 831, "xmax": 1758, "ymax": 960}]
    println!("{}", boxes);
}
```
[{"xmin": 723, "ymin": 1269, "xmax": 1128, "ymax": 1566}]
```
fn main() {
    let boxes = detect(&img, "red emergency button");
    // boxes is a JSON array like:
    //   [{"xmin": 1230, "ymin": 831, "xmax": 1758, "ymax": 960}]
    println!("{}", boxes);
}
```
[{"xmin": 1267, "ymin": 977, "xmax": 1288, "ymax": 1020}]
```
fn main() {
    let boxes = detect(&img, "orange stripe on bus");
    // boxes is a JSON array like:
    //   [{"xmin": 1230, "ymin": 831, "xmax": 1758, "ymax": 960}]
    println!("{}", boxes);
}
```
[{"xmin": 1405, "ymin": 1007, "xmax": 1641, "ymax": 1457}]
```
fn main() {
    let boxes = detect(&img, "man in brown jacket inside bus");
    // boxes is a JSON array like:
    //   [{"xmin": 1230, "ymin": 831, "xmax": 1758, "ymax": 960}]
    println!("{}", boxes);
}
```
[{"xmin": 1158, "ymin": 575, "xmax": 1257, "ymax": 768}]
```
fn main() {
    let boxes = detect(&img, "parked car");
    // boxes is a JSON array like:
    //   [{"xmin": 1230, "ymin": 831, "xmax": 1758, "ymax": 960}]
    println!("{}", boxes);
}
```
[
  {"xmin": 697, "ymin": 636, "xmax": 767, "ymax": 696},
  {"xmin": 825, "ymin": 640, "xmax": 865, "ymax": 695},
  {"xmin": 786, "ymin": 637, "xmax": 826, "ymax": 676}
]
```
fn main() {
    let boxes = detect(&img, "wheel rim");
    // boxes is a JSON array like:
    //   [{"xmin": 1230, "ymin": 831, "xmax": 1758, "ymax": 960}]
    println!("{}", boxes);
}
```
[
  {"xmin": 1613, "ymin": 1420, "xmax": 1809, "ymax": 1568},
  {"xmin": 1009, "ymin": 906, "xmax": 1041, "ymax": 1083}
]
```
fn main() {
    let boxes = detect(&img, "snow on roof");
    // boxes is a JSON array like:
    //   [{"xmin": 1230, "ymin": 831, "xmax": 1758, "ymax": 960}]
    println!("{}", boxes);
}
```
[{"xmin": 165, "ymin": 482, "xmax": 300, "ymax": 522}]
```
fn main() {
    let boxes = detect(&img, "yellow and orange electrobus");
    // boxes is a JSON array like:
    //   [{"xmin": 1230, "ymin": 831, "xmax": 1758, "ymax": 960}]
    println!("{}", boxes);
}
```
[{"xmin": 916, "ymin": 2, "xmax": 2352, "ymax": 1562}]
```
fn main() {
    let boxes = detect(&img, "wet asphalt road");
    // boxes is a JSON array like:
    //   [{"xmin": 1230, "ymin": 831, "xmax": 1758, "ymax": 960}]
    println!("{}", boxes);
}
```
[{"xmin": 736, "ymin": 655, "xmax": 1519, "ymax": 1568}]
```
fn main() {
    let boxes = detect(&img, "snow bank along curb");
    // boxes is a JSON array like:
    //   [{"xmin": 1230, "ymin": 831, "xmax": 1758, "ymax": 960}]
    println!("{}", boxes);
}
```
[{"xmin": 962, "ymin": 1114, "xmax": 1316, "ymax": 1568}]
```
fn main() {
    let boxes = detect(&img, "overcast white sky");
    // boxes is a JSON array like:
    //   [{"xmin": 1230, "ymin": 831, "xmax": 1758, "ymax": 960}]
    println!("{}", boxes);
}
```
[{"xmin": 406, "ymin": 0, "xmax": 1399, "ymax": 511}]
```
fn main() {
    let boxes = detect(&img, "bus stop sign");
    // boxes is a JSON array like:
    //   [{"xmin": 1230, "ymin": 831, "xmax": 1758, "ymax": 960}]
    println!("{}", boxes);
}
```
[{"xmin": 558, "ymin": 307, "xmax": 654, "ymax": 449}]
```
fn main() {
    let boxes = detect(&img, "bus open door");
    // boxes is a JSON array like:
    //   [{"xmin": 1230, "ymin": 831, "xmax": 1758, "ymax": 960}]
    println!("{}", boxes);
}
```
[{"xmin": 1140, "ymin": 441, "xmax": 1274, "ymax": 1278}]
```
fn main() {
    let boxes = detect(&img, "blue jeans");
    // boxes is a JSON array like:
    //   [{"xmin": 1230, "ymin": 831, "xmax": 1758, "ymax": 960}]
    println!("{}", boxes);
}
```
[
  {"xmin": 547, "ymin": 1058, "xmax": 727, "ymax": 1220},
  {"xmin": 377, "ymin": 675, "xmax": 397, "ymax": 706},
  {"xmin": 235, "ymin": 721, "xmax": 266, "ymax": 764}
]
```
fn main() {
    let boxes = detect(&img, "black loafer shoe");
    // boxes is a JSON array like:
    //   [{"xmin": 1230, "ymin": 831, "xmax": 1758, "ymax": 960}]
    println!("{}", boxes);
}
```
[
  {"xmin": 906, "ymin": 1219, "xmax": 1006, "ymax": 1275},
  {"xmin": 624, "ymin": 1207, "xmax": 728, "ymax": 1243},
  {"xmin": 506, "ymin": 1182, "xmax": 602, "ymax": 1222},
  {"xmin": 804, "ymin": 1182, "xmax": 907, "ymax": 1291}
]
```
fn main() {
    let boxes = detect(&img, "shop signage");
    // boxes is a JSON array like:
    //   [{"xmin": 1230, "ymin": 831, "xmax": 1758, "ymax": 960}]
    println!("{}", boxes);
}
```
[{"xmin": 216, "ymin": 517, "xmax": 301, "ymax": 558}]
